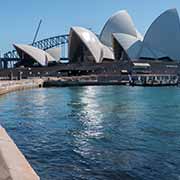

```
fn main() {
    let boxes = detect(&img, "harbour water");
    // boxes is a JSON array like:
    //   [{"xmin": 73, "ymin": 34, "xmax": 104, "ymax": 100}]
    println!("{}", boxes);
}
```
[{"xmin": 0, "ymin": 86, "xmax": 180, "ymax": 180}]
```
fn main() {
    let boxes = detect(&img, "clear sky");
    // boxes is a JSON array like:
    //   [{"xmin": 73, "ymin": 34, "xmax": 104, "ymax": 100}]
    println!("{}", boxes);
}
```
[{"xmin": 0, "ymin": 0, "xmax": 180, "ymax": 53}]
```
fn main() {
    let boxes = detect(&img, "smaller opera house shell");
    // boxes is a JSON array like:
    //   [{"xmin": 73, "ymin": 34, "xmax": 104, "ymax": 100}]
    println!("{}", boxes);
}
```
[{"xmin": 14, "ymin": 44, "xmax": 60, "ymax": 67}]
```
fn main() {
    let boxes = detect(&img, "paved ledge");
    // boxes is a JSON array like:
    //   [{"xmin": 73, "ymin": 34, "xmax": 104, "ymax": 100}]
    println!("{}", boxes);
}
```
[
  {"xmin": 0, "ymin": 79, "xmax": 44, "ymax": 96},
  {"xmin": 0, "ymin": 126, "xmax": 39, "ymax": 180},
  {"xmin": 43, "ymin": 76, "xmax": 129, "ymax": 87}
]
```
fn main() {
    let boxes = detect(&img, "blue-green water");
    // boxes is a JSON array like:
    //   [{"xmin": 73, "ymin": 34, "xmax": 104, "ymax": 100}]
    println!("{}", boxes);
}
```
[{"xmin": 0, "ymin": 86, "xmax": 180, "ymax": 180}]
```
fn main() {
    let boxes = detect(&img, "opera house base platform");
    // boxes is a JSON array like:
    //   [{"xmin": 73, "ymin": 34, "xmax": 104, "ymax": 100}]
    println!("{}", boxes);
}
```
[
  {"xmin": 0, "ymin": 59, "xmax": 179, "ymax": 87},
  {"xmin": 42, "ymin": 74, "xmax": 178, "ymax": 87}
]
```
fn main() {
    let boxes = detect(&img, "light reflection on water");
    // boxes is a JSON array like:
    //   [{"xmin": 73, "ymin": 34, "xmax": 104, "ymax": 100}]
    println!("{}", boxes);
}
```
[
  {"xmin": 72, "ymin": 86, "xmax": 105, "ymax": 159},
  {"xmin": 0, "ymin": 86, "xmax": 180, "ymax": 180}
]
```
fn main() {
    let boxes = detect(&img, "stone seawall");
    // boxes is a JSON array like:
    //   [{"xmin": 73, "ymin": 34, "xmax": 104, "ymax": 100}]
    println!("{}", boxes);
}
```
[
  {"xmin": 43, "ymin": 76, "xmax": 129, "ymax": 87},
  {"xmin": 0, "ymin": 79, "xmax": 44, "ymax": 96},
  {"xmin": 0, "ymin": 126, "xmax": 39, "ymax": 180}
]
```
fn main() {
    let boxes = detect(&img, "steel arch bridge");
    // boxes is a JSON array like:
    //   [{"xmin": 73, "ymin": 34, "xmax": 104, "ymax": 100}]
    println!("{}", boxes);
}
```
[{"xmin": 2, "ymin": 34, "xmax": 69, "ymax": 67}]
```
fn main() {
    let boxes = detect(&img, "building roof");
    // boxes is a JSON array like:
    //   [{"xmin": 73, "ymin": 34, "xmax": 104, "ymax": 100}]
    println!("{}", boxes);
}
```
[
  {"xmin": 139, "ymin": 44, "xmax": 168, "ymax": 59},
  {"xmin": 66, "ymin": 8, "xmax": 180, "ymax": 63},
  {"xmin": 113, "ymin": 33, "xmax": 141, "ymax": 59},
  {"xmin": 111, "ymin": 9, "xmax": 180, "ymax": 61},
  {"xmin": 46, "ymin": 47, "xmax": 61, "ymax": 61},
  {"xmin": 100, "ymin": 10, "xmax": 140, "ymax": 47},
  {"xmin": 143, "ymin": 8, "xmax": 180, "ymax": 61},
  {"xmin": 69, "ymin": 27, "xmax": 114, "ymax": 63},
  {"xmin": 14, "ymin": 44, "xmax": 55, "ymax": 66},
  {"xmin": 113, "ymin": 33, "xmax": 139, "ymax": 50}
]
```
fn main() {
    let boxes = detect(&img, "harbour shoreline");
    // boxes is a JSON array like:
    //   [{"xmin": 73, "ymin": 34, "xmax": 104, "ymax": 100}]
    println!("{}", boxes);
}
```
[
  {"xmin": 0, "ymin": 79, "xmax": 44, "ymax": 96},
  {"xmin": 0, "ymin": 74, "xmax": 179, "ymax": 96}
]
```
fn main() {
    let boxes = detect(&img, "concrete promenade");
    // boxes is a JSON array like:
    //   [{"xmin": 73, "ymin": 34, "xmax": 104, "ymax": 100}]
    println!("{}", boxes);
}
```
[
  {"xmin": 0, "ymin": 126, "xmax": 39, "ymax": 180},
  {"xmin": 0, "ymin": 79, "xmax": 44, "ymax": 96}
]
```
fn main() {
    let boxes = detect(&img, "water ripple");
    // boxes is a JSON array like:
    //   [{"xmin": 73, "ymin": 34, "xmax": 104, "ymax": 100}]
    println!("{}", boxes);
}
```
[{"xmin": 0, "ymin": 86, "xmax": 180, "ymax": 179}]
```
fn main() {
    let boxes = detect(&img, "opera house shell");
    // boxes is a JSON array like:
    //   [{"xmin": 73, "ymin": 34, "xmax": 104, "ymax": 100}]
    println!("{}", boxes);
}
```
[
  {"xmin": 100, "ymin": 10, "xmax": 142, "ymax": 47},
  {"xmin": 141, "ymin": 8, "xmax": 180, "ymax": 61},
  {"xmin": 69, "ymin": 8, "xmax": 180, "ymax": 64},
  {"xmin": 46, "ymin": 47, "xmax": 61, "ymax": 61},
  {"xmin": 14, "ymin": 44, "xmax": 58, "ymax": 67},
  {"xmin": 111, "ymin": 8, "xmax": 180, "ymax": 61},
  {"xmin": 68, "ymin": 10, "xmax": 142, "ymax": 63},
  {"xmin": 68, "ymin": 27, "xmax": 114, "ymax": 63}
]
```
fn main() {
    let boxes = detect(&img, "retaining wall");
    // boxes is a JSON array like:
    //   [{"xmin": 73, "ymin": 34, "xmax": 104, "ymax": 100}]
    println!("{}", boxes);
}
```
[{"xmin": 0, "ymin": 126, "xmax": 39, "ymax": 180}]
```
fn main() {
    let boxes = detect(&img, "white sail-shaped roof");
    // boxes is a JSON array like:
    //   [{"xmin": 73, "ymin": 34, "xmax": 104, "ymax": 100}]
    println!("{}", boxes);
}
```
[
  {"xmin": 46, "ymin": 47, "xmax": 60, "ymax": 61},
  {"xmin": 101, "ymin": 45, "xmax": 114, "ymax": 60},
  {"xmin": 113, "ymin": 33, "xmax": 139, "ymax": 51},
  {"xmin": 14, "ymin": 44, "xmax": 55, "ymax": 66},
  {"xmin": 143, "ymin": 8, "xmax": 180, "ymax": 61},
  {"xmin": 112, "ymin": 33, "xmax": 142, "ymax": 59},
  {"xmin": 139, "ymin": 44, "xmax": 168, "ymax": 59},
  {"xmin": 136, "ymin": 30, "xmax": 143, "ymax": 41},
  {"xmin": 100, "ymin": 10, "xmax": 139, "ymax": 47},
  {"xmin": 69, "ymin": 27, "xmax": 114, "ymax": 63}
]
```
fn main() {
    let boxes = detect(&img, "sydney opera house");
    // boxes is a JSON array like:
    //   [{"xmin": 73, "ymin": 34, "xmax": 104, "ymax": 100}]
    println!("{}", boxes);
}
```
[
  {"xmin": 1, "ymin": 8, "xmax": 180, "ymax": 79},
  {"xmin": 68, "ymin": 8, "xmax": 180, "ymax": 64}
]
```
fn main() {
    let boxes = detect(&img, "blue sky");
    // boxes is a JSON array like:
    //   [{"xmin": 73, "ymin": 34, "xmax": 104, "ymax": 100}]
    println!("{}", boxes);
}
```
[{"xmin": 0, "ymin": 0, "xmax": 180, "ymax": 53}]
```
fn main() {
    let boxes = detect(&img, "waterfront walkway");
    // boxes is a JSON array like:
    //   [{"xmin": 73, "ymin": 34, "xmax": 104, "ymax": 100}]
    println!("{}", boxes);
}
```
[
  {"xmin": 0, "ymin": 74, "xmax": 178, "ymax": 96},
  {"xmin": 0, "ymin": 79, "xmax": 44, "ymax": 96},
  {"xmin": 0, "ymin": 126, "xmax": 39, "ymax": 180},
  {"xmin": 0, "ymin": 80, "xmax": 42, "ymax": 179}
]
